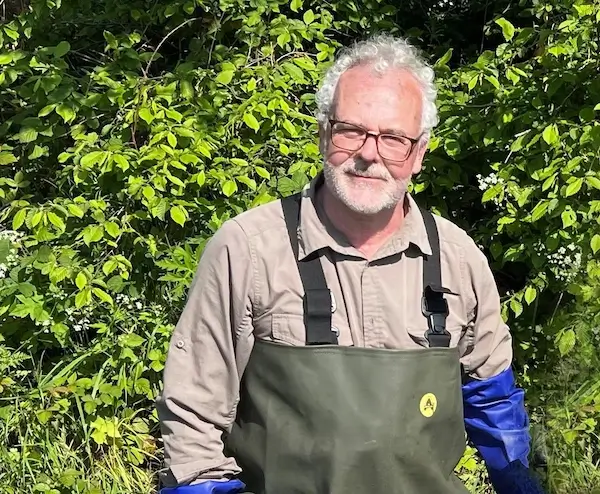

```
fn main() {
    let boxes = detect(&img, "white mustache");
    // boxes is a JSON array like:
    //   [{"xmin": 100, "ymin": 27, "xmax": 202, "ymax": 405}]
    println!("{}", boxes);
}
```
[{"xmin": 340, "ymin": 162, "xmax": 391, "ymax": 181}]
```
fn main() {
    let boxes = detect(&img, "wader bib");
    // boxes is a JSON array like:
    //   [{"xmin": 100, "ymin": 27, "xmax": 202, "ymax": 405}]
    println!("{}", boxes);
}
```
[{"xmin": 225, "ymin": 193, "xmax": 469, "ymax": 494}]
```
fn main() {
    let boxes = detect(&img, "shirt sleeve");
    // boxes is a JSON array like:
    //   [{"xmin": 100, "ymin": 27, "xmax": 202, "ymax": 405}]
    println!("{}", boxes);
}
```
[
  {"xmin": 155, "ymin": 219, "xmax": 255, "ymax": 487},
  {"xmin": 461, "ymin": 240, "xmax": 513, "ymax": 380}
]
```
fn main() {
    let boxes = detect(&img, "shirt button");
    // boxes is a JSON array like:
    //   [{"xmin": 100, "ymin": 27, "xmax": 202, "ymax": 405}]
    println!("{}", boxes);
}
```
[{"xmin": 175, "ymin": 340, "xmax": 185, "ymax": 349}]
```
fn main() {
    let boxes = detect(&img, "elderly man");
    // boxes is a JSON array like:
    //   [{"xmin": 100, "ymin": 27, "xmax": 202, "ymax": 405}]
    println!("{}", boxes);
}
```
[{"xmin": 156, "ymin": 34, "xmax": 545, "ymax": 494}]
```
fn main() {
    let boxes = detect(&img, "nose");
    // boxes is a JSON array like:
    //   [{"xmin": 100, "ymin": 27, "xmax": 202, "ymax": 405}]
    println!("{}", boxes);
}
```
[{"xmin": 357, "ymin": 133, "xmax": 381, "ymax": 163}]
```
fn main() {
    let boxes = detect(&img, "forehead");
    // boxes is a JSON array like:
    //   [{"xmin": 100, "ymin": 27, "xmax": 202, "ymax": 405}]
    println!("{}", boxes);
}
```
[{"xmin": 332, "ymin": 64, "xmax": 423, "ymax": 133}]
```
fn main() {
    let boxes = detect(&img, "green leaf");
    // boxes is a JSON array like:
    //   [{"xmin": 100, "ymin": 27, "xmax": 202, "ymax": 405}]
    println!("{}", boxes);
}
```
[
  {"xmin": 170, "ymin": 205, "xmax": 187, "ymax": 226},
  {"xmin": 435, "ymin": 48, "xmax": 453, "ymax": 67},
  {"xmin": 230, "ymin": 158, "xmax": 248, "ymax": 167},
  {"xmin": 282, "ymin": 119, "xmax": 297, "ymax": 137},
  {"xmin": 495, "ymin": 17, "xmax": 516, "ymax": 41},
  {"xmin": 542, "ymin": 124, "xmax": 559, "ymax": 145},
  {"xmin": 303, "ymin": 9, "xmax": 315, "ymax": 24},
  {"xmin": 557, "ymin": 329, "xmax": 576, "ymax": 356},
  {"xmin": 444, "ymin": 139, "xmax": 461, "ymax": 157},
  {"xmin": 579, "ymin": 107, "xmax": 595, "ymax": 122},
  {"xmin": 31, "ymin": 211, "xmax": 43, "ymax": 227},
  {"xmin": 561, "ymin": 209, "xmax": 576, "ymax": 228},
  {"xmin": 243, "ymin": 113, "xmax": 260, "ymax": 132},
  {"xmin": 197, "ymin": 143, "xmax": 211, "ymax": 158},
  {"xmin": 92, "ymin": 288, "xmax": 113, "ymax": 306},
  {"xmin": 104, "ymin": 221, "xmax": 121, "ymax": 238},
  {"xmin": 82, "ymin": 225, "xmax": 104, "ymax": 245},
  {"xmin": 67, "ymin": 204, "xmax": 84, "ymax": 218},
  {"xmin": 290, "ymin": 0, "xmax": 302, "ymax": 12},
  {"xmin": 282, "ymin": 62, "xmax": 305, "ymax": 83},
  {"xmin": 103, "ymin": 260, "xmax": 118, "ymax": 276},
  {"xmin": 180, "ymin": 153, "xmax": 199, "ymax": 165},
  {"xmin": 53, "ymin": 41, "xmax": 71, "ymax": 58},
  {"xmin": 530, "ymin": 201, "xmax": 549, "ymax": 222},
  {"xmin": 587, "ymin": 233, "xmax": 600, "ymax": 255},
  {"xmin": 524, "ymin": 286, "xmax": 537, "ymax": 305},
  {"xmin": 585, "ymin": 176, "xmax": 600, "ymax": 190},
  {"xmin": 215, "ymin": 70, "xmax": 234, "ymax": 85},
  {"xmin": 485, "ymin": 75, "xmax": 500, "ymax": 90},
  {"xmin": 139, "ymin": 108, "xmax": 154, "ymax": 124},
  {"xmin": 237, "ymin": 175, "xmax": 256, "ymax": 190},
  {"xmin": 121, "ymin": 333, "xmax": 145, "ymax": 348},
  {"xmin": 277, "ymin": 32, "xmax": 291, "ymax": 48},
  {"xmin": 564, "ymin": 177, "xmax": 583, "ymax": 197},
  {"xmin": 510, "ymin": 298, "xmax": 523, "ymax": 317},
  {"xmin": 482, "ymin": 183, "xmax": 502, "ymax": 203},
  {"xmin": 222, "ymin": 180, "xmax": 237, "ymax": 197},
  {"xmin": 80, "ymin": 151, "xmax": 105, "ymax": 168},
  {"xmin": 75, "ymin": 287, "xmax": 92, "ymax": 308},
  {"xmin": 48, "ymin": 212, "xmax": 65, "ymax": 230},
  {"xmin": 0, "ymin": 152, "xmax": 18, "ymax": 165},
  {"xmin": 76, "ymin": 272, "xmax": 87, "ymax": 290},
  {"xmin": 18, "ymin": 128, "xmax": 38, "ymax": 143},
  {"xmin": 38, "ymin": 104, "xmax": 56, "ymax": 117},
  {"xmin": 255, "ymin": 166, "xmax": 270, "ymax": 179},
  {"xmin": 56, "ymin": 104, "xmax": 75, "ymax": 123},
  {"xmin": 113, "ymin": 154, "xmax": 129, "ymax": 171},
  {"xmin": 0, "ymin": 53, "xmax": 13, "ymax": 65},
  {"xmin": 180, "ymin": 80, "xmax": 194, "ymax": 100},
  {"xmin": 142, "ymin": 186, "xmax": 155, "ymax": 200},
  {"xmin": 12, "ymin": 209, "xmax": 26, "ymax": 229},
  {"xmin": 28, "ymin": 145, "xmax": 46, "ymax": 160}
]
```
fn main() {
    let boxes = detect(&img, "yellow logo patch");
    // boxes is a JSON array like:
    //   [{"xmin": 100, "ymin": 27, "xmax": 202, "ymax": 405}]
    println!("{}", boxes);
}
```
[{"xmin": 419, "ymin": 393, "xmax": 437, "ymax": 418}]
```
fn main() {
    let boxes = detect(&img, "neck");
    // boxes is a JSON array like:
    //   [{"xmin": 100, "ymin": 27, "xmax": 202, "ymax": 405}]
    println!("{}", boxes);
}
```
[{"xmin": 319, "ymin": 186, "xmax": 407, "ymax": 259}]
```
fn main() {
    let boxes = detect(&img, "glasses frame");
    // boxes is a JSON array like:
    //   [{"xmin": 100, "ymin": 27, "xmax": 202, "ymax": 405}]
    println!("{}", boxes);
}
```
[{"xmin": 328, "ymin": 118, "xmax": 423, "ymax": 162}]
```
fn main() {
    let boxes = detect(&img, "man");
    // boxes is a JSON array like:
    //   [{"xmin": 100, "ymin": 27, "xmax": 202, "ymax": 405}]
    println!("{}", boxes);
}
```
[{"xmin": 156, "ymin": 34, "xmax": 545, "ymax": 494}]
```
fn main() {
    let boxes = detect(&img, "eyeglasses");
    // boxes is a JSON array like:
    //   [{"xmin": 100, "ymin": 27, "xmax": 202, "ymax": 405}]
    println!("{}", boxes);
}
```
[{"xmin": 328, "ymin": 119, "xmax": 423, "ymax": 162}]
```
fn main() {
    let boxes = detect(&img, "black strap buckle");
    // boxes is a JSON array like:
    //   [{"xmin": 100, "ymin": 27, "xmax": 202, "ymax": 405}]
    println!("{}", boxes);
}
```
[{"xmin": 422, "ymin": 285, "xmax": 451, "ymax": 348}]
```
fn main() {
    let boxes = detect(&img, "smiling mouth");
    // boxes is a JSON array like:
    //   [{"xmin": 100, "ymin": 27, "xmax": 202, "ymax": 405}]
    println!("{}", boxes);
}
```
[{"xmin": 348, "ymin": 173, "xmax": 384, "ymax": 181}]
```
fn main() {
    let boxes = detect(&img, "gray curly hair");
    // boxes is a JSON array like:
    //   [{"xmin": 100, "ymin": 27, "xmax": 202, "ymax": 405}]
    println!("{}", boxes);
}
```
[{"xmin": 315, "ymin": 34, "xmax": 439, "ymax": 137}]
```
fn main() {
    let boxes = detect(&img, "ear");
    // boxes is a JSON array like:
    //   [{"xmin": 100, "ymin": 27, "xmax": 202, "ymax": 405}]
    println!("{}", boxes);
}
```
[
  {"xmin": 411, "ymin": 137, "xmax": 429, "ymax": 175},
  {"xmin": 318, "ymin": 123, "xmax": 328, "ymax": 155}
]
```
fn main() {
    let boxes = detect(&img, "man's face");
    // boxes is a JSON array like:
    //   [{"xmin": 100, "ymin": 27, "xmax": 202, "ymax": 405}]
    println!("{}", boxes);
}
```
[{"xmin": 320, "ymin": 64, "xmax": 427, "ymax": 215}]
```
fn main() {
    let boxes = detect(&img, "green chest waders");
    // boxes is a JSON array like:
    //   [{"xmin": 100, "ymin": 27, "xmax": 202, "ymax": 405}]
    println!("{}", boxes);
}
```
[{"xmin": 225, "ymin": 194, "xmax": 469, "ymax": 494}]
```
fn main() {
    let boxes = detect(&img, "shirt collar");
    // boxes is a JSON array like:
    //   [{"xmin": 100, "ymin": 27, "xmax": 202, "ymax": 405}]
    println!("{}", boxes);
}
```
[{"xmin": 296, "ymin": 174, "xmax": 432, "ymax": 261}]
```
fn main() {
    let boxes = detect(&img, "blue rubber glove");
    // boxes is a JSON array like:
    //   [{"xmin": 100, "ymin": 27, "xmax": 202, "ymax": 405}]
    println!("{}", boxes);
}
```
[
  {"xmin": 487, "ymin": 459, "xmax": 545, "ymax": 494},
  {"xmin": 462, "ymin": 366, "xmax": 545, "ymax": 492},
  {"xmin": 160, "ymin": 479, "xmax": 246, "ymax": 494},
  {"xmin": 462, "ymin": 366, "xmax": 531, "ymax": 471}
]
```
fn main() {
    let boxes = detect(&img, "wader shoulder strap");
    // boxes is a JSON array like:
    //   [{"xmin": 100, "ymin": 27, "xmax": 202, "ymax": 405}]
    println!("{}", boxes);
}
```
[
  {"xmin": 281, "ymin": 193, "xmax": 338, "ymax": 345},
  {"xmin": 420, "ymin": 208, "xmax": 451, "ymax": 348}
]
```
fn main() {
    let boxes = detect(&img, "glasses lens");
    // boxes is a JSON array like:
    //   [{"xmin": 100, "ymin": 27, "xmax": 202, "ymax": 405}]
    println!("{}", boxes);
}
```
[
  {"xmin": 379, "ymin": 135, "xmax": 411, "ymax": 161},
  {"xmin": 331, "ymin": 123, "xmax": 365, "ymax": 151}
]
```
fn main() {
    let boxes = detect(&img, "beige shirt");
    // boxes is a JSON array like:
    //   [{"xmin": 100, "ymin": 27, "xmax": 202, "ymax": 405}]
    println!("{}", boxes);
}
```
[{"xmin": 156, "ymin": 176, "xmax": 513, "ymax": 486}]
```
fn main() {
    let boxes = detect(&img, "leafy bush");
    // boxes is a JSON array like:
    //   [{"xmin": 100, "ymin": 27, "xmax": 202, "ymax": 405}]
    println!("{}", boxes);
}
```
[{"xmin": 1, "ymin": 0, "xmax": 599, "ymax": 492}]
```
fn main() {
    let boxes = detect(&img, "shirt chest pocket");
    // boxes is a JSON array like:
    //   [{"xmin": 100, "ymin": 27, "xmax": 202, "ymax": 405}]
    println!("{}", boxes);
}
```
[
  {"xmin": 270, "ymin": 313, "xmax": 354, "ymax": 346},
  {"xmin": 271, "ymin": 313, "xmax": 306, "ymax": 346}
]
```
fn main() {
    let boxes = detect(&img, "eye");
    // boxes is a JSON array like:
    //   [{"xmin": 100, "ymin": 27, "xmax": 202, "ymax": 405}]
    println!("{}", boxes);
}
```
[
  {"xmin": 380, "ymin": 134, "xmax": 410, "ymax": 147},
  {"xmin": 333, "ymin": 124, "xmax": 364, "ymax": 139}
]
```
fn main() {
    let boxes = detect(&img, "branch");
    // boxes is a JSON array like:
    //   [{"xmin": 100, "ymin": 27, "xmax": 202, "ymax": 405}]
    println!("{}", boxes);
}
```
[{"xmin": 143, "ymin": 17, "xmax": 200, "ymax": 77}]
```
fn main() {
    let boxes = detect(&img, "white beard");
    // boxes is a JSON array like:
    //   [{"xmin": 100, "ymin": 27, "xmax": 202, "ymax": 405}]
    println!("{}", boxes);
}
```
[{"xmin": 322, "ymin": 157, "xmax": 410, "ymax": 215}]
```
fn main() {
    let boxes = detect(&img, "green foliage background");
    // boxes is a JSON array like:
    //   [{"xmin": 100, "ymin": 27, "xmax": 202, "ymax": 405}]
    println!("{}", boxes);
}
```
[{"xmin": 1, "ymin": 0, "xmax": 599, "ymax": 492}]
